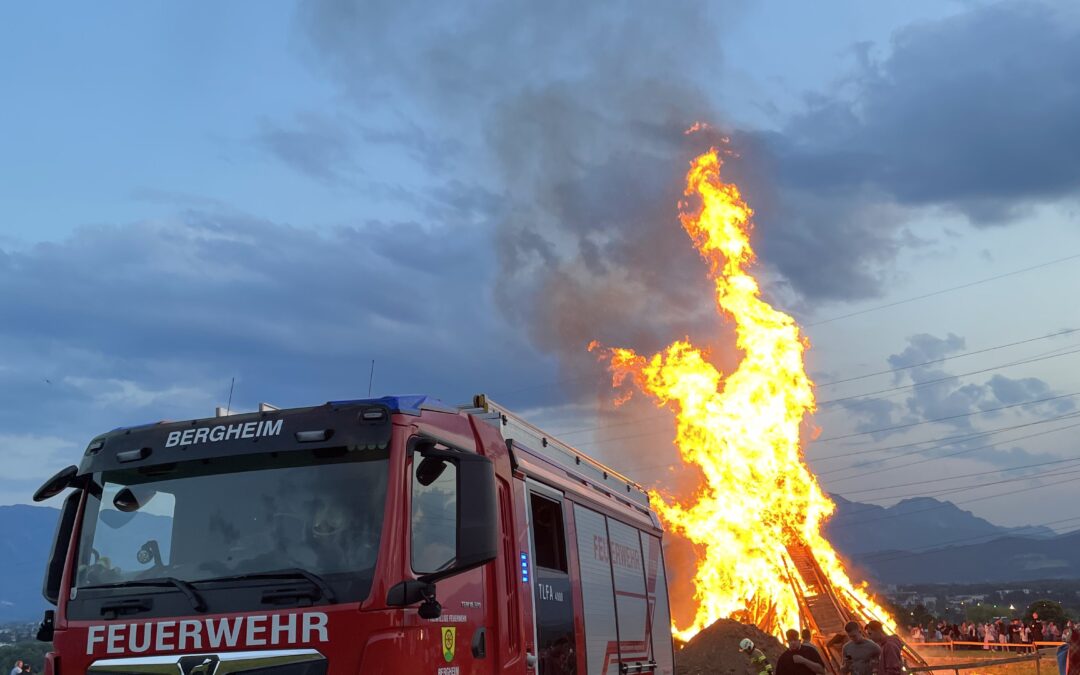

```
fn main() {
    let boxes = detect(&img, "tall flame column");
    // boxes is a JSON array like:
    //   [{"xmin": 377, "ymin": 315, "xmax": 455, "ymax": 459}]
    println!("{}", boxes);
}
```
[{"xmin": 591, "ymin": 149, "xmax": 893, "ymax": 642}]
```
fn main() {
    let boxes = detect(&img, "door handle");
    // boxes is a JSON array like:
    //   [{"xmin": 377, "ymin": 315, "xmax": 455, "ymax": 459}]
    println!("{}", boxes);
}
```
[{"xmin": 471, "ymin": 627, "xmax": 487, "ymax": 658}]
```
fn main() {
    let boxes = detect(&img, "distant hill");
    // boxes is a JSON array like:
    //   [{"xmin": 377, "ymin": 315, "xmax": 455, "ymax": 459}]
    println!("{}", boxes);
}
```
[
  {"xmin": 0, "ymin": 503, "xmax": 172, "ymax": 621},
  {"xmin": 0, "ymin": 495, "xmax": 1067, "ymax": 620},
  {"xmin": 852, "ymin": 530, "xmax": 1080, "ymax": 584},
  {"xmin": 824, "ymin": 495, "xmax": 1055, "ymax": 556},
  {"xmin": 0, "ymin": 505, "xmax": 60, "ymax": 621}
]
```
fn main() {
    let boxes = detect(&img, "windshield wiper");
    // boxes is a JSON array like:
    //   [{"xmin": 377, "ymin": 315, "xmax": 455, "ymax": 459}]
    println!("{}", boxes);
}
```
[
  {"xmin": 84, "ymin": 577, "xmax": 206, "ymax": 612},
  {"xmin": 201, "ymin": 568, "xmax": 337, "ymax": 603}
]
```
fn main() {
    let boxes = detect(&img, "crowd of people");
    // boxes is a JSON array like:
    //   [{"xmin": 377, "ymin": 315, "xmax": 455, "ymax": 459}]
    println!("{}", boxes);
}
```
[
  {"xmin": 739, "ymin": 619, "xmax": 1080, "ymax": 675},
  {"xmin": 908, "ymin": 618, "xmax": 1072, "ymax": 649},
  {"xmin": 739, "ymin": 622, "xmax": 905, "ymax": 675}
]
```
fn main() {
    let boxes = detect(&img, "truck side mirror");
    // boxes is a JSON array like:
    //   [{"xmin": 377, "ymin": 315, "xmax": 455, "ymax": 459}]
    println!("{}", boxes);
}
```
[
  {"xmin": 387, "ymin": 440, "xmax": 498, "ymax": 611},
  {"xmin": 444, "ymin": 449, "xmax": 498, "ymax": 577},
  {"xmin": 33, "ymin": 465, "xmax": 79, "ymax": 502},
  {"xmin": 43, "ymin": 491, "xmax": 81, "ymax": 605},
  {"xmin": 416, "ymin": 442, "xmax": 497, "ymax": 582}
]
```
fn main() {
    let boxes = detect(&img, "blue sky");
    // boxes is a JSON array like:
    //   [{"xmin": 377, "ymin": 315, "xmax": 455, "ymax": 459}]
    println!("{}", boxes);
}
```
[{"xmin": 2, "ymin": 0, "xmax": 1079, "ymax": 532}]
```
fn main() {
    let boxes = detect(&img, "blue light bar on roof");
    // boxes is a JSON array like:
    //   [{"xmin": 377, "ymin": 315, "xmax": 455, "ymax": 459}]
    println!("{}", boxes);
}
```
[{"xmin": 327, "ymin": 395, "xmax": 456, "ymax": 416}]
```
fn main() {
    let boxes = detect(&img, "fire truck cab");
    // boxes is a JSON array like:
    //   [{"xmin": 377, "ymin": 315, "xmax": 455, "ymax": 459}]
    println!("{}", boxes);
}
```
[{"xmin": 34, "ymin": 394, "xmax": 675, "ymax": 675}]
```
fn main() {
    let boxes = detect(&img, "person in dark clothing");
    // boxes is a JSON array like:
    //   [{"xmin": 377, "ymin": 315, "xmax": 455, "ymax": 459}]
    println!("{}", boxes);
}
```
[
  {"xmin": 1009, "ymin": 620, "xmax": 1021, "ymax": 646},
  {"xmin": 801, "ymin": 629, "xmax": 822, "ymax": 660},
  {"xmin": 776, "ymin": 629, "xmax": 826, "ymax": 675},
  {"xmin": 867, "ymin": 620, "xmax": 905, "ymax": 675}
]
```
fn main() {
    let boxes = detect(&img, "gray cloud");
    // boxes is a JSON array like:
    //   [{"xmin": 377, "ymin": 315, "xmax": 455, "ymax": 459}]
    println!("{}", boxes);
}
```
[
  {"xmin": 887, "ymin": 333, "xmax": 966, "ymax": 373},
  {"xmin": 987, "ymin": 373, "xmax": 1053, "ymax": 406},
  {"xmin": 291, "ymin": 0, "xmax": 1080, "ymax": 421},
  {"xmin": 755, "ymin": 1, "xmax": 1080, "ymax": 222},
  {"xmin": 255, "ymin": 113, "xmax": 358, "ymax": 184},
  {"xmin": 837, "ymin": 397, "xmax": 901, "ymax": 436},
  {"xmin": 830, "ymin": 332, "xmax": 1077, "ymax": 471},
  {"xmin": 296, "ymin": 0, "xmax": 738, "ymax": 392},
  {"xmin": 0, "ymin": 211, "xmax": 555, "ymax": 478},
  {"xmin": 721, "ymin": 1, "xmax": 1080, "ymax": 301},
  {"xmin": 891, "ymin": 333, "xmax": 1076, "ymax": 428}
]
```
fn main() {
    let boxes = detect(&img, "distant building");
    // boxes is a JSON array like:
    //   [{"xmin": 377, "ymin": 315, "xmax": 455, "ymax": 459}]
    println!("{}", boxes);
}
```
[{"xmin": 947, "ymin": 594, "xmax": 988, "ymax": 605}]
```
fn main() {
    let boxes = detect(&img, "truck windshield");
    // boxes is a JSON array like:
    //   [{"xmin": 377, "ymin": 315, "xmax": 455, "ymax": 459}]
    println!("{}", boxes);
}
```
[{"xmin": 74, "ymin": 450, "xmax": 388, "ymax": 602}]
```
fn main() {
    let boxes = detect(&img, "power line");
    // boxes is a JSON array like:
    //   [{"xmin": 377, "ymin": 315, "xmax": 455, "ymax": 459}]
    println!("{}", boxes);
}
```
[
  {"xmin": 565, "ymin": 387, "xmax": 1080, "ymax": 456},
  {"xmin": 820, "ymin": 414, "xmax": 1080, "ymax": 482},
  {"xmin": 811, "ymin": 392, "xmax": 1080, "ymax": 452},
  {"xmin": 616, "ymin": 412, "xmax": 1080, "ymax": 489},
  {"xmin": 864, "ymin": 464, "xmax": 1080, "ymax": 503},
  {"xmin": 852, "ymin": 514, "xmax": 1080, "ymax": 564},
  {"xmin": 819, "ymin": 410, "xmax": 1080, "ymax": 480},
  {"xmin": 546, "ymin": 340, "xmax": 1080, "ymax": 444},
  {"xmin": 812, "ymin": 397, "xmax": 1080, "ymax": 455},
  {"xmin": 612, "ymin": 409, "xmax": 1080, "ymax": 479},
  {"xmin": 838, "ymin": 455, "xmax": 1080, "ymax": 498},
  {"xmin": 820, "ymin": 416, "xmax": 1080, "ymax": 484},
  {"xmin": 827, "ymin": 471, "xmax": 1080, "ymax": 527},
  {"xmin": 492, "ymin": 255, "xmax": 1080, "ymax": 403},
  {"xmin": 812, "ymin": 419, "xmax": 1049, "ymax": 466},
  {"xmin": 806, "ymin": 252, "xmax": 1080, "ymax": 326},
  {"xmin": 815, "ymin": 328, "xmax": 1078, "ymax": 388},
  {"xmin": 817, "ymin": 346, "xmax": 1080, "ymax": 406},
  {"xmin": 804, "ymin": 334, "xmax": 1080, "ymax": 421}
]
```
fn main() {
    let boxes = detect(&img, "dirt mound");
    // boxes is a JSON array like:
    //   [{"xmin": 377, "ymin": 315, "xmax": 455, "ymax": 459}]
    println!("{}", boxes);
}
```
[{"xmin": 676, "ymin": 619, "xmax": 785, "ymax": 675}]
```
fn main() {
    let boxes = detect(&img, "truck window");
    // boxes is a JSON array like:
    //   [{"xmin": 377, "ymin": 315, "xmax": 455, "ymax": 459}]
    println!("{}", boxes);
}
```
[
  {"xmin": 530, "ymin": 493, "xmax": 567, "ymax": 573},
  {"xmin": 410, "ymin": 450, "xmax": 458, "ymax": 574},
  {"xmin": 78, "ymin": 485, "xmax": 176, "ymax": 584},
  {"xmin": 72, "ymin": 451, "xmax": 389, "ymax": 600},
  {"xmin": 530, "ymin": 492, "xmax": 575, "ymax": 675}
]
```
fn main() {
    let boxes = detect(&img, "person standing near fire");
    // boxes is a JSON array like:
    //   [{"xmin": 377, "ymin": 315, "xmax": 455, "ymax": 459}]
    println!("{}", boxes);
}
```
[
  {"xmin": 801, "ymin": 629, "xmax": 823, "ymax": 660},
  {"xmin": 739, "ymin": 638, "xmax": 775, "ymax": 675},
  {"xmin": 866, "ymin": 621, "xmax": 905, "ymax": 675},
  {"xmin": 775, "ymin": 629, "xmax": 826, "ymax": 675},
  {"xmin": 840, "ymin": 621, "xmax": 881, "ymax": 675}
]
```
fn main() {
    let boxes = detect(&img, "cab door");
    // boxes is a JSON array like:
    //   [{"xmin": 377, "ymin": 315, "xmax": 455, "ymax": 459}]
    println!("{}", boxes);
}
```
[
  {"xmin": 407, "ymin": 441, "xmax": 495, "ymax": 674},
  {"xmin": 527, "ymin": 483, "xmax": 577, "ymax": 675}
]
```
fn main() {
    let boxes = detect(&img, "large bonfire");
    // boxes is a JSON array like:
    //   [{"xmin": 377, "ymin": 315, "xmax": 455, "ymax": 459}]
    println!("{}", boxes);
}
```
[{"xmin": 591, "ymin": 146, "xmax": 894, "ymax": 642}]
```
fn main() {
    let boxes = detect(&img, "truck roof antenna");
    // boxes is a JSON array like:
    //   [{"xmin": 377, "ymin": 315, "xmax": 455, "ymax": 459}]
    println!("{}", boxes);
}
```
[
  {"xmin": 368, "ymin": 360, "xmax": 375, "ymax": 397},
  {"xmin": 226, "ymin": 377, "xmax": 235, "ymax": 414}
]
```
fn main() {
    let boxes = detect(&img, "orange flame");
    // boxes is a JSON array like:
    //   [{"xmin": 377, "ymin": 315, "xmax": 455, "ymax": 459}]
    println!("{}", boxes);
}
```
[{"xmin": 593, "ymin": 148, "xmax": 894, "ymax": 642}]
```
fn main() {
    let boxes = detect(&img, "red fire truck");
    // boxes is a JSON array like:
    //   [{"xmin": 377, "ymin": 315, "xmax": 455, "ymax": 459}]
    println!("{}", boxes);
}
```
[{"xmin": 33, "ymin": 394, "xmax": 675, "ymax": 675}]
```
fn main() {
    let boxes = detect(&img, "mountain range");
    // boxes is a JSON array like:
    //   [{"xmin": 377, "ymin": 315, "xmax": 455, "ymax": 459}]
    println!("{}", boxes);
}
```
[
  {"xmin": 0, "ymin": 505, "xmax": 64, "ymax": 622},
  {"xmin": 824, "ymin": 494, "xmax": 1057, "ymax": 555},
  {"xmin": 0, "ymin": 496, "xmax": 1072, "ymax": 620}
]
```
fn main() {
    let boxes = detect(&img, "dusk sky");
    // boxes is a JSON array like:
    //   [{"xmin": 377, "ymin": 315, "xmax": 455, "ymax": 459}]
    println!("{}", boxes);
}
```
[{"xmin": 2, "ymin": 0, "xmax": 1079, "ymax": 532}]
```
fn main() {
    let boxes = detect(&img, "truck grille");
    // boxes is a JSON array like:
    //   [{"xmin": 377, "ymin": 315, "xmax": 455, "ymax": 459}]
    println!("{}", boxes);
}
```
[{"xmin": 87, "ymin": 649, "xmax": 326, "ymax": 675}]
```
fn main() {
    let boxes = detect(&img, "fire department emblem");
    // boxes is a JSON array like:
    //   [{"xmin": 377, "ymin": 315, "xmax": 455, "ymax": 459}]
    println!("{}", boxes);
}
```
[
  {"xmin": 177, "ymin": 655, "xmax": 220, "ymax": 675},
  {"xmin": 441, "ymin": 627, "xmax": 456, "ymax": 663}
]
